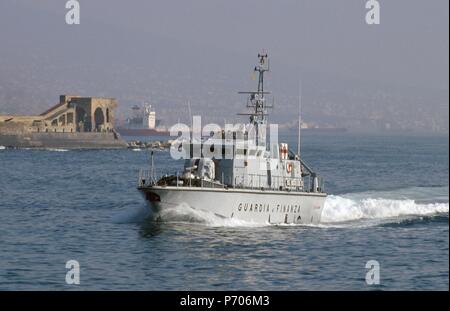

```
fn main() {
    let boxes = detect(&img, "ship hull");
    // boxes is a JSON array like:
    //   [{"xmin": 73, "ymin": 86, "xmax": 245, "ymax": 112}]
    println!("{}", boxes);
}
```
[
  {"xmin": 139, "ymin": 186, "xmax": 327, "ymax": 225},
  {"xmin": 116, "ymin": 127, "xmax": 169, "ymax": 137}
]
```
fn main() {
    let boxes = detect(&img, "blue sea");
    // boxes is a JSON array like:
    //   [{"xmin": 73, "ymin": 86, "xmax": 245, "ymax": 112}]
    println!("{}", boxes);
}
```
[{"xmin": 0, "ymin": 132, "xmax": 448, "ymax": 290}]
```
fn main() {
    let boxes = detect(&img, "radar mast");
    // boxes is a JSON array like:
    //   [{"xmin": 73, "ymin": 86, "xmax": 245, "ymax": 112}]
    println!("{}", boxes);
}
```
[{"xmin": 238, "ymin": 52, "xmax": 273, "ymax": 147}]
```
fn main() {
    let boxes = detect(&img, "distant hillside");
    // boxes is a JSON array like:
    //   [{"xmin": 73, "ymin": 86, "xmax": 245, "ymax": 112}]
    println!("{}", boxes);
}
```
[{"xmin": 0, "ymin": 1, "xmax": 448, "ymax": 134}]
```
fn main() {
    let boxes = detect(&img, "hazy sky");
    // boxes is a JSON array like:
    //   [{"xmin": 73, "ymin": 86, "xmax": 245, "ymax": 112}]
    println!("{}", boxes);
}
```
[
  {"xmin": 2, "ymin": 0, "xmax": 446, "ymax": 89},
  {"xmin": 0, "ymin": 0, "xmax": 448, "ymax": 132}
]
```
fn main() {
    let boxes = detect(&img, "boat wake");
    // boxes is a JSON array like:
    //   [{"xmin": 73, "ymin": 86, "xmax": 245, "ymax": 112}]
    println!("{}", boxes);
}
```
[
  {"xmin": 310, "ymin": 186, "xmax": 447, "ymax": 228},
  {"xmin": 145, "ymin": 186, "xmax": 448, "ymax": 228},
  {"xmin": 320, "ymin": 188, "xmax": 448, "ymax": 227}
]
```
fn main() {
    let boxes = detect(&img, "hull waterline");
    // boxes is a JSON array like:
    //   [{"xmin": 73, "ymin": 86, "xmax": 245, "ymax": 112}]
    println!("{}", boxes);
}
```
[{"xmin": 139, "ymin": 186, "xmax": 326, "ymax": 225}]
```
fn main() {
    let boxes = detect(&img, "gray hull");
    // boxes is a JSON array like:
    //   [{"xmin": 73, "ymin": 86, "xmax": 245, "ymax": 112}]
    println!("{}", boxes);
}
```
[{"xmin": 140, "ymin": 186, "xmax": 327, "ymax": 225}]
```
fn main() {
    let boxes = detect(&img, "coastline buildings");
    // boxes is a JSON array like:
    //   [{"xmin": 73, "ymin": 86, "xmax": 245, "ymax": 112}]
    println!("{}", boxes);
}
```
[{"xmin": 0, "ymin": 95, "xmax": 127, "ymax": 148}]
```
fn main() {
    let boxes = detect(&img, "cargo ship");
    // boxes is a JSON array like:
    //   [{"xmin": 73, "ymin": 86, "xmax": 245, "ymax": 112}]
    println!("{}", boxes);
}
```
[{"xmin": 116, "ymin": 104, "xmax": 169, "ymax": 137}]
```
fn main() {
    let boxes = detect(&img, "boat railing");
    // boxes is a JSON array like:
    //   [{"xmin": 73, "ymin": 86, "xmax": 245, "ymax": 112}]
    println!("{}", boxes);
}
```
[
  {"xmin": 138, "ymin": 169, "xmax": 324, "ymax": 193},
  {"xmin": 233, "ymin": 174, "xmax": 305, "ymax": 192},
  {"xmin": 138, "ymin": 169, "xmax": 156, "ymax": 187}
]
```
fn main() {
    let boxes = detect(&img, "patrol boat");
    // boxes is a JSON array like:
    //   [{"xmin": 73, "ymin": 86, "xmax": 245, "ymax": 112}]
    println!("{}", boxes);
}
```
[{"xmin": 138, "ymin": 53, "xmax": 327, "ymax": 225}]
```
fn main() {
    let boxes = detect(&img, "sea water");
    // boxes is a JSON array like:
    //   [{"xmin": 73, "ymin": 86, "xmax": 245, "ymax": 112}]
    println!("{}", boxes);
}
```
[{"xmin": 0, "ymin": 132, "xmax": 448, "ymax": 290}]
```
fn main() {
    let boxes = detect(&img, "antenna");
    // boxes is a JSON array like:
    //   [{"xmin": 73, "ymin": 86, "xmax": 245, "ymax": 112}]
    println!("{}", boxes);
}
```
[
  {"xmin": 238, "ymin": 52, "xmax": 272, "ymax": 147},
  {"xmin": 150, "ymin": 150, "xmax": 155, "ymax": 184},
  {"xmin": 238, "ymin": 53, "xmax": 271, "ymax": 122},
  {"xmin": 297, "ymin": 80, "xmax": 302, "ymax": 157}
]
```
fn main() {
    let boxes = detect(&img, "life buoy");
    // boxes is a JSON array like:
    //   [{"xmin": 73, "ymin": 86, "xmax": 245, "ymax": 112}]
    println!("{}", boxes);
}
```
[{"xmin": 286, "ymin": 162, "xmax": 293, "ymax": 173}]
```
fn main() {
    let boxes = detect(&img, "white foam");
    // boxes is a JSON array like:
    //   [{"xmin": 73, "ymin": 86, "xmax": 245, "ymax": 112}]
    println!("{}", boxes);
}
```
[
  {"xmin": 142, "ymin": 187, "xmax": 449, "ymax": 228},
  {"xmin": 46, "ymin": 148, "xmax": 69, "ymax": 152},
  {"xmin": 321, "ymin": 194, "xmax": 448, "ymax": 223},
  {"xmin": 0, "ymin": 146, "xmax": 5, "ymax": 150}
]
